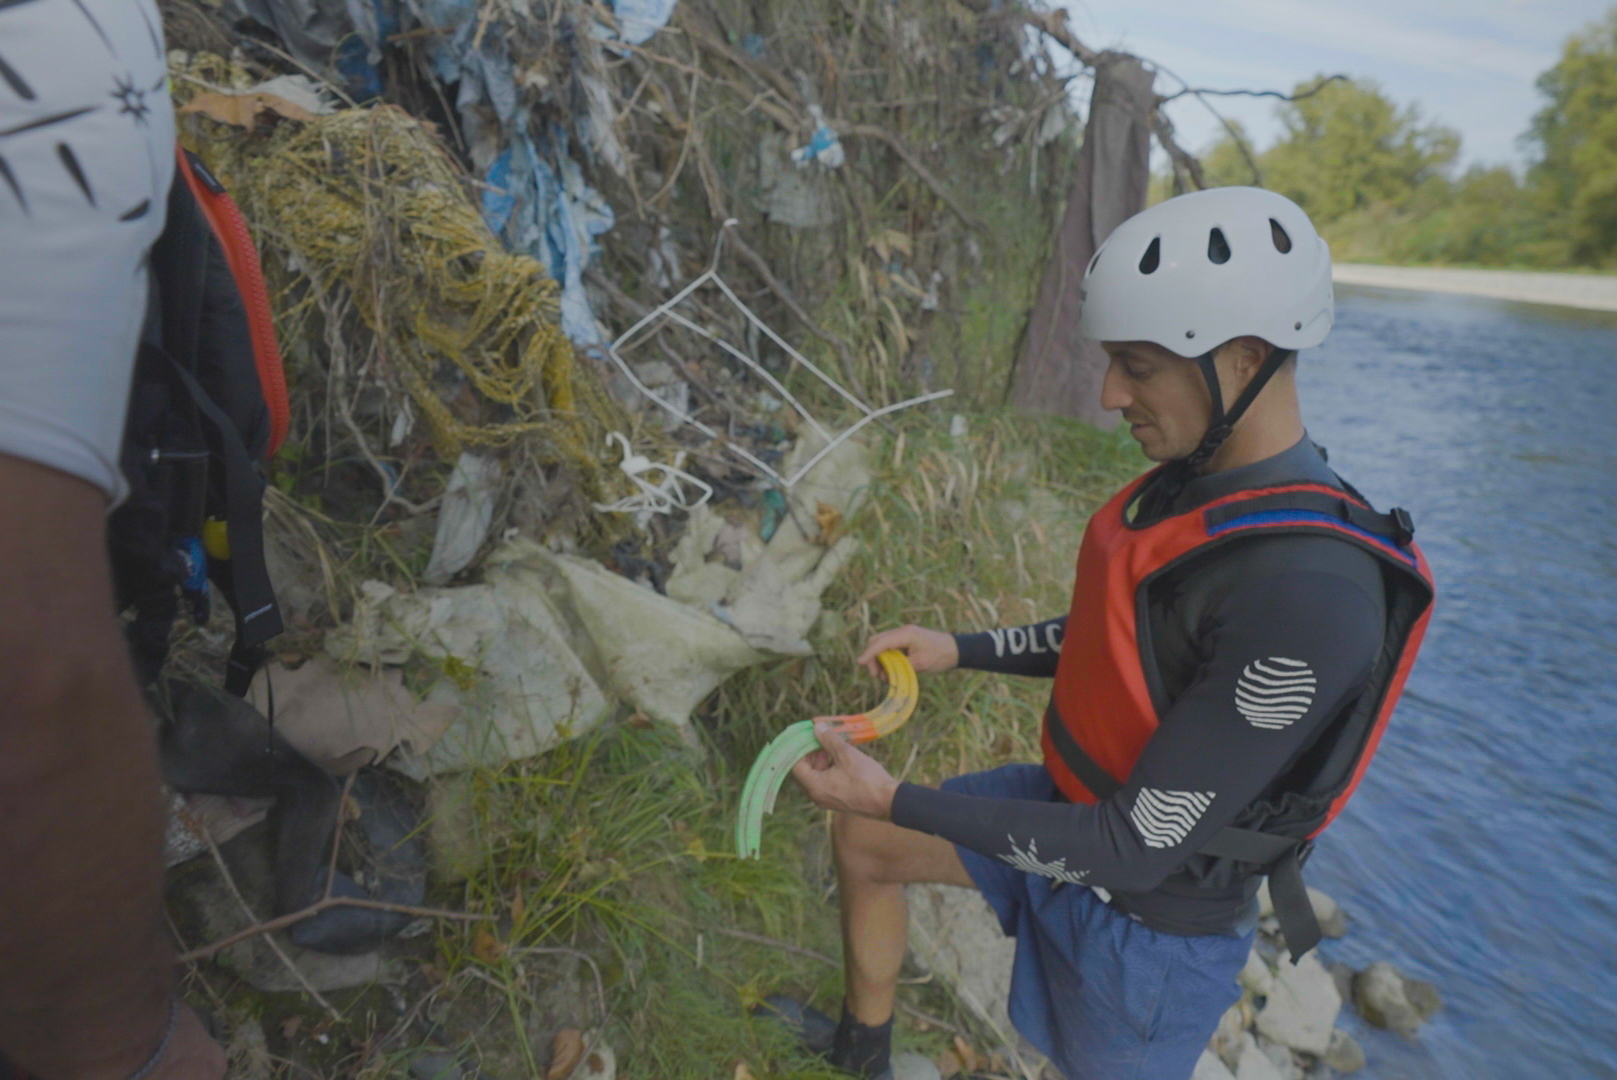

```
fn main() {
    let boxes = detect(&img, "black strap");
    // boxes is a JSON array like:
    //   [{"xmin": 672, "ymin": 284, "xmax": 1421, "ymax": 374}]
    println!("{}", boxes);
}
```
[
  {"xmin": 1043, "ymin": 702, "xmax": 1122, "ymax": 800},
  {"xmin": 1199, "ymin": 826, "xmax": 1321, "ymax": 962},
  {"xmin": 161, "ymin": 352, "xmax": 282, "ymax": 695},
  {"xmin": 1267, "ymin": 846, "xmax": 1321, "ymax": 962},
  {"xmin": 1196, "ymin": 824, "xmax": 1297, "ymax": 864},
  {"xmin": 1184, "ymin": 346, "xmax": 1293, "ymax": 471},
  {"xmin": 1203, "ymin": 489, "xmax": 1416, "ymax": 547}
]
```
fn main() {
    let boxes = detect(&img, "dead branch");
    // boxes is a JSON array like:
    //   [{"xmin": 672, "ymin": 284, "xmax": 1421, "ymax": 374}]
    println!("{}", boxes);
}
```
[
  {"xmin": 1151, "ymin": 107, "xmax": 1207, "ymax": 192},
  {"xmin": 1148, "ymin": 61, "xmax": 1269, "ymax": 185},
  {"xmin": 723, "ymin": 227, "xmax": 867, "ymax": 397},
  {"xmin": 1158, "ymin": 74, "xmax": 1348, "ymax": 105},
  {"xmin": 585, "ymin": 266, "xmax": 653, "ymax": 320},
  {"xmin": 1016, "ymin": 7, "xmax": 1102, "ymax": 68},
  {"xmin": 193, "ymin": 819, "xmax": 342, "ymax": 1020},
  {"xmin": 678, "ymin": 9, "xmax": 804, "ymax": 127},
  {"xmin": 176, "ymin": 897, "xmax": 495, "ymax": 964},
  {"xmin": 834, "ymin": 122, "xmax": 984, "ymax": 230}
]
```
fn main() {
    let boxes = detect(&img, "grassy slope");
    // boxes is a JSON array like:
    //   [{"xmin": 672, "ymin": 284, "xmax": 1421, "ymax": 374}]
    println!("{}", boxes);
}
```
[{"xmin": 390, "ymin": 413, "xmax": 1145, "ymax": 1077}]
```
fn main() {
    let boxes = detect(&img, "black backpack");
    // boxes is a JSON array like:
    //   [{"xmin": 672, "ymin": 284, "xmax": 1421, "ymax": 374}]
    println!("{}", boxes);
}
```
[{"xmin": 110, "ymin": 147, "xmax": 286, "ymax": 696}]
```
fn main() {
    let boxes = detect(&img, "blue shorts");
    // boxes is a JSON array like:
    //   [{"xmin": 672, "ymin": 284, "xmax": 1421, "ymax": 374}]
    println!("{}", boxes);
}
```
[{"xmin": 942, "ymin": 765, "xmax": 1252, "ymax": 1080}]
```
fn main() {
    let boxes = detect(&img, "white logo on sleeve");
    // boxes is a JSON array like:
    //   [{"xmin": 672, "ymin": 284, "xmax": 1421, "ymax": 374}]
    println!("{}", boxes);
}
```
[
  {"xmin": 1235, "ymin": 657, "xmax": 1318, "ymax": 730},
  {"xmin": 1000, "ymin": 836, "xmax": 1090, "ymax": 885},
  {"xmin": 1130, "ymin": 788, "xmax": 1215, "ymax": 848}
]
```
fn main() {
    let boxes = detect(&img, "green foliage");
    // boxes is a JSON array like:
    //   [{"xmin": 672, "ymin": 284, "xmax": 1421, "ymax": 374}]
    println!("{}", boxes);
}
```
[
  {"xmin": 1323, "ymin": 165, "xmax": 1568, "ymax": 267},
  {"xmin": 1201, "ymin": 120, "xmax": 1264, "ymax": 188},
  {"xmin": 1526, "ymin": 7, "xmax": 1617, "ymax": 265},
  {"xmin": 1248, "ymin": 77, "xmax": 1460, "ymax": 226},
  {"xmin": 1191, "ymin": 11, "xmax": 1617, "ymax": 272}
]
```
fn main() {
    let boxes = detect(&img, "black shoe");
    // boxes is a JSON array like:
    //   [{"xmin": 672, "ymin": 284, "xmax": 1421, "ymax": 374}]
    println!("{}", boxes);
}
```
[
  {"xmin": 749, "ymin": 997, "xmax": 897, "ymax": 1079},
  {"xmin": 751, "ymin": 995, "xmax": 839, "ymax": 1056}
]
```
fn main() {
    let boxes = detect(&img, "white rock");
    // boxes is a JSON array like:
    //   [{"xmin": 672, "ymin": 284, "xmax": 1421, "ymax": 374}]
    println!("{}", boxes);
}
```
[
  {"xmin": 1240, "ymin": 948, "xmax": 1275, "ymax": 997},
  {"xmin": 1235, "ymin": 1033, "xmax": 1288, "ymax": 1080},
  {"xmin": 1193, "ymin": 1049, "xmax": 1238, "ymax": 1080},
  {"xmin": 1256, "ymin": 880, "xmax": 1346, "ymax": 937},
  {"xmin": 564, "ymin": 1043, "xmax": 614, "ymax": 1080},
  {"xmin": 1255, "ymin": 951, "xmax": 1341, "ymax": 1056},
  {"xmin": 1256, "ymin": 1035, "xmax": 1303, "ymax": 1080},
  {"xmin": 1324, "ymin": 1028, "xmax": 1366, "ymax": 1073},
  {"xmin": 903, "ymin": 884, "xmax": 1053, "ymax": 1079},
  {"xmin": 1209, "ymin": 998, "xmax": 1249, "ymax": 1070},
  {"xmin": 1352, "ymin": 961, "xmax": 1439, "ymax": 1037},
  {"xmin": 890, "ymin": 1052, "xmax": 942, "ymax": 1080},
  {"xmin": 1307, "ymin": 886, "xmax": 1347, "ymax": 938}
]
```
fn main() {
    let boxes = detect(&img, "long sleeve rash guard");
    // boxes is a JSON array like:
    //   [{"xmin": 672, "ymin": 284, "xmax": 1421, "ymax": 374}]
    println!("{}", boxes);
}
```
[{"xmin": 892, "ymin": 441, "xmax": 1388, "ymax": 934}]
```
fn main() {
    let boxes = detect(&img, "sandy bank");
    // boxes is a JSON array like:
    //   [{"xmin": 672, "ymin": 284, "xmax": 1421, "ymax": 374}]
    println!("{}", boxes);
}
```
[{"xmin": 1333, "ymin": 263, "xmax": 1617, "ymax": 314}]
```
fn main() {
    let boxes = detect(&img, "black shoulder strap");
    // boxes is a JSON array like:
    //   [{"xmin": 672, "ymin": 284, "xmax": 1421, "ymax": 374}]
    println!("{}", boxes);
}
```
[
  {"xmin": 1204, "ymin": 489, "xmax": 1416, "ymax": 548},
  {"xmin": 160, "ymin": 351, "xmax": 283, "ymax": 694}
]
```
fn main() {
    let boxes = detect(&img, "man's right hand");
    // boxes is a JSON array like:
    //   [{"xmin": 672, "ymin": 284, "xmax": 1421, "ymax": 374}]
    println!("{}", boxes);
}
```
[{"xmin": 855, "ymin": 625, "xmax": 959, "ymax": 678}]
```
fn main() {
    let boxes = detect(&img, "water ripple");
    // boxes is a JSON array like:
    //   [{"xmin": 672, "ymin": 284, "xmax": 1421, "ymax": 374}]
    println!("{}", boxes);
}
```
[{"xmin": 1299, "ymin": 287, "xmax": 1617, "ymax": 1080}]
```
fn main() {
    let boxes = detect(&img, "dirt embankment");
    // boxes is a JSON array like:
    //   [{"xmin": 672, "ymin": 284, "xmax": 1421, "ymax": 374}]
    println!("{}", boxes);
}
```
[{"xmin": 1333, "ymin": 263, "xmax": 1617, "ymax": 313}]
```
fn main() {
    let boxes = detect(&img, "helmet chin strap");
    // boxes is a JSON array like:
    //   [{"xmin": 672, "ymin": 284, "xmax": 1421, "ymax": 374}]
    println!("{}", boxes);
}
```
[{"xmin": 1182, "ymin": 345, "xmax": 1294, "ymax": 472}]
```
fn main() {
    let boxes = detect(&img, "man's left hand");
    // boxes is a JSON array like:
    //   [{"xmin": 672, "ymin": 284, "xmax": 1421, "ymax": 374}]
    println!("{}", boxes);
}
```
[{"xmin": 790, "ymin": 721, "xmax": 899, "ymax": 820}]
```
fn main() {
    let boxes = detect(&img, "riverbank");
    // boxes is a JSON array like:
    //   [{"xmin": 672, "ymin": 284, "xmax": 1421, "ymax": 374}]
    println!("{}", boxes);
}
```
[{"xmin": 1332, "ymin": 263, "xmax": 1617, "ymax": 313}]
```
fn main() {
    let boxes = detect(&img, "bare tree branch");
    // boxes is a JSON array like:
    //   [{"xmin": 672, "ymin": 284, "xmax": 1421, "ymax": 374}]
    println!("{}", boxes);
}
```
[
  {"xmin": 176, "ymin": 896, "xmax": 494, "ymax": 963},
  {"xmin": 833, "ymin": 122, "xmax": 985, "ymax": 231},
  {"xmin": 1151, "ymin": 106, "xmax": 1207, "ymax": 192},
  {"xmin": 1157, "ymin": 74, "xmax": 1349, "ymax": 105},
  {"xmin": 1148, "ymin": 61, "xmax": 1269, "ymax": 186},
  {"xmin": 1015, "ymin": 7, "xmax": 1102, "ymax": 68}
]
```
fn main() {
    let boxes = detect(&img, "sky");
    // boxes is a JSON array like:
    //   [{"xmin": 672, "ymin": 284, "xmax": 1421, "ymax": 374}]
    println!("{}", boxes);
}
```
[{"xmin": 1048, "ymin": 0, "xmax": 1614, "ymax": 169}]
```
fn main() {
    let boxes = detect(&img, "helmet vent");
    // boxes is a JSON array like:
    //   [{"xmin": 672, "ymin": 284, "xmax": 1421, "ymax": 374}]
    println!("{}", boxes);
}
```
[
  {"xmin": 1270, "ymin": 218, "xmax": 1293, "ymax": 253},
  {"xmin": 1138, "ymin": 237, "xmax": 1161, "ymax": 275},
  {"xmin": 1086, "ymin": 249, "xmax": 1103, "ymax": 276},
  {"xmin": 1207, "ymin": 227, "xmax": 1231, "ymax": 265}
]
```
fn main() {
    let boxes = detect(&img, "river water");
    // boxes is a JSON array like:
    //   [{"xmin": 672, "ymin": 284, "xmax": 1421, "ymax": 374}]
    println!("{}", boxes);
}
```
[{"xmin": 1296, "ymin": 286, "xmax": 1617, "ymax": 1079}]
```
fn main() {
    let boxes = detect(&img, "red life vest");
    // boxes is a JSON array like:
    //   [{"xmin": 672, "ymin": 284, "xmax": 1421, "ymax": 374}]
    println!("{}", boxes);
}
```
[{"xmin": 1041, "ymin": 468, "xmax": 1435, "ymax": 957}]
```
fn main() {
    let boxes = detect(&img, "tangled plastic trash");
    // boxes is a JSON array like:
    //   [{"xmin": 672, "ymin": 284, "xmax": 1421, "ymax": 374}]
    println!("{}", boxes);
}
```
[{"xmin": 591, "ymin": 431, "xmax": 714, "ymax": 526}]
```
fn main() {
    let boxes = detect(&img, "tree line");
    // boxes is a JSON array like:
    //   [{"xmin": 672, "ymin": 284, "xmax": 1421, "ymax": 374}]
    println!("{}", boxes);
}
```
[{"xmin": 1184, "ymin": 6, "xmax": 1617, "ymax": 270}]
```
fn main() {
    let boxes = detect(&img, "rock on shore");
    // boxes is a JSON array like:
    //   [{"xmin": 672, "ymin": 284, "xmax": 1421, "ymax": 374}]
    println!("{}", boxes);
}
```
[{"xmin": 906, "ymin": 882, "xmax": 1439, "ymax": 1079}]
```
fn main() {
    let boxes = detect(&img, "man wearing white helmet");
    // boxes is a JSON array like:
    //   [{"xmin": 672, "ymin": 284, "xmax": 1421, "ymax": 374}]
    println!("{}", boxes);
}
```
[{"xmin": 781, "ymin": 187, "xmax": 1435, "ymax": 1080}]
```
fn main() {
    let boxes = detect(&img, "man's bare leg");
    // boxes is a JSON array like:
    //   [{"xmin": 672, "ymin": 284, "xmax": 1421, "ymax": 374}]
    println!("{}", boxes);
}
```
[{"xmin": 832, "ymin": 812, "xmax": 975, "ymax": 1026}]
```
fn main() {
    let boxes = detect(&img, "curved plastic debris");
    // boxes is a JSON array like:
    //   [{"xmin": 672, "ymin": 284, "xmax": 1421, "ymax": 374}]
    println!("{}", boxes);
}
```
[{"xmin": 735, "ymin": 650, "xmax": 918, "ymax": 858}]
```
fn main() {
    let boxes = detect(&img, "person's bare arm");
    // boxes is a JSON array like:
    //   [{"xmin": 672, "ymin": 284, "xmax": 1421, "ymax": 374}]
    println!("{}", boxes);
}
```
[{"xmin": 0, "ymin": 455, "xmax": 220, "ymax": 1078}]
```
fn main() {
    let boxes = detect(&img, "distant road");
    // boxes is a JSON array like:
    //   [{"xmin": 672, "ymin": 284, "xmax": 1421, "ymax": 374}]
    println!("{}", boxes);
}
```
[{"xmin": 1333, "ymin": 263, "xmax": 1617, "ymax": 314}]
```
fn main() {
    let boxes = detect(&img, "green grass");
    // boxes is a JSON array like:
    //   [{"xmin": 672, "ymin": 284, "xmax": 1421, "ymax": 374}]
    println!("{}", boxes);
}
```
[{"xmin": 194, "ymin": 409, "xmax": 1143, "ymax": 1076}]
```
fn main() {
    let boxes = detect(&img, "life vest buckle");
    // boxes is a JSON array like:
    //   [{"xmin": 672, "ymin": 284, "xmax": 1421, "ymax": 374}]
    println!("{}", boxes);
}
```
[{"xmin": 1389, "ymin": 507, "xmax": 1415, "ymax": 546}]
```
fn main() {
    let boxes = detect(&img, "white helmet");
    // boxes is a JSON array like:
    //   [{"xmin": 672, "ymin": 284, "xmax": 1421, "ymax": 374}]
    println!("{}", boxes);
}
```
[{"xmin": 1080, "ymin": 186, "xmax": 1333, "ymax": 357}]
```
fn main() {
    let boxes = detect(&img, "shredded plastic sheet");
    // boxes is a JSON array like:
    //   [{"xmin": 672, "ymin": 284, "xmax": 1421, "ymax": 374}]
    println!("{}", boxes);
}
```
[
  {"xmin": 233, "ymin": 0, "xmax": 679, "ymax": 343},
  {"xmin": 407, "ymin": 0, "xmax": 675, "ymax": 343},
  {"xmin": 604, "ymin": 0, "xmax": 678, "ymax": 45},
  {"xmin": 791, "ymin": 105, "xmax": 846, "ymax": 169},
  {"xmin": 482, "ymin": 131, "xmax": 615, "ymax": 344}
]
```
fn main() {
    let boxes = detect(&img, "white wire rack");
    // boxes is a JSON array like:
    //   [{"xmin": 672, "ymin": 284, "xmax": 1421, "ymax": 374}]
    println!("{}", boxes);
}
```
[{"xmin": 596, "ymin": 219, "xmax": 952, "ymax": 488}]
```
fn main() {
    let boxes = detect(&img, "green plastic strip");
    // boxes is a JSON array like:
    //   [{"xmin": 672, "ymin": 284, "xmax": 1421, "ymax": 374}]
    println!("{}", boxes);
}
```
[{"xmin": 735, "ymin": 720, "xmax": 822, "ymax": 859}]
